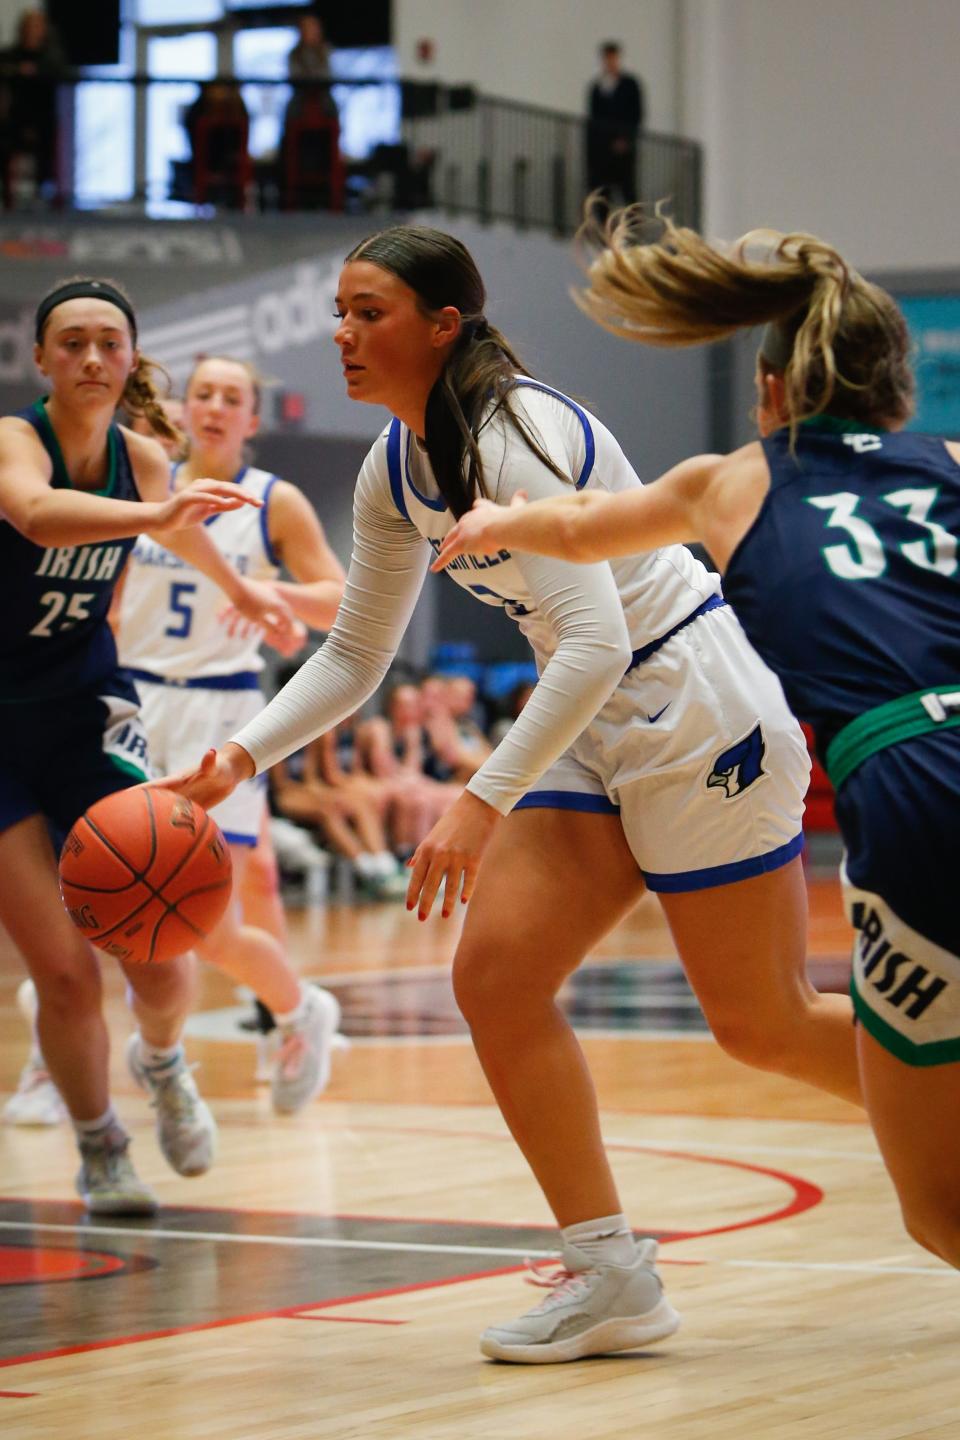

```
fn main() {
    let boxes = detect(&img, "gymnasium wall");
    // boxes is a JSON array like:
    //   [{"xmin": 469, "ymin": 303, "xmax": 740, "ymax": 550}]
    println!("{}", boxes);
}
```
[{"xmin": 396, "ymin": 0, "xmax": 959, "ymax": 271}]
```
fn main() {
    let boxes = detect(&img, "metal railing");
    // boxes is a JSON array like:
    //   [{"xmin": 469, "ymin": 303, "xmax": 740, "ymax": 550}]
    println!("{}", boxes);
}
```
[{"xmin": 0, "ymin": 72, "xmax": 702, "ymax": 236}]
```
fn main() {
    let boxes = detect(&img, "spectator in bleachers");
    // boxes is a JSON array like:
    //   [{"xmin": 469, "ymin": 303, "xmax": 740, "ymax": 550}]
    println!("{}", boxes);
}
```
[
  {"xmin": 489, "ymin": 679, "xmax": 536, "ymax": 746},
  {"xmin": 269, "ymin": 732, "xmax": 406, "ymax": 899},
  {"xmin": 355, "ymin": 682, "xmax": 461, "ymax": 855},
  {"xmin": 421, "ymin": 674, "xmax": 491, "ymax": 782}
]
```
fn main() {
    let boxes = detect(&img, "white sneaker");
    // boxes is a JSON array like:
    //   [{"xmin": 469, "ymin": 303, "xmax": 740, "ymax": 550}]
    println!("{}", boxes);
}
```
[
  {"xmin": 126, "ymin": 1035, "xmax": 217, "ymax": 1177},
  {"xmin": 76, "ymin": 1128, "xmax": 159, "ymax": 1216},
  {"xmin": 3, "ymin": 1058, "xmax": 67, "ymax": 1127},
  {"xmin": 479, "ymin": 1238, "xmax": 681, "ymax": 1363},
  {"xmin": 271, "ymin": 987, "xmax": 341, "ymax": 1115}
]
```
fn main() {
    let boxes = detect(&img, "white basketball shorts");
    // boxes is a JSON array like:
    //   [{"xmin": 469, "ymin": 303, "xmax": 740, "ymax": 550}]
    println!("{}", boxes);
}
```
[
  {"xmin": 516, "ymin": 602, "xmax": 811, "ymax": 891},
  {"xmin": 133, "ymin": 677, "xmax": 267, "ymax": 847}
]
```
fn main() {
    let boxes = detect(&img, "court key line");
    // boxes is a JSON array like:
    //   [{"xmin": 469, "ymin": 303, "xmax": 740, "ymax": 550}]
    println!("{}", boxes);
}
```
[{"xmin": 0, "ymin": 1222, "xmax": 951, "ymax": 1278}]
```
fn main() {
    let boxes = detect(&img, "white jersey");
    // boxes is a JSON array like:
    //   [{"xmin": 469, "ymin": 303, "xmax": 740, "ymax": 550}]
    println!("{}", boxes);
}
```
[
  {"xmin": 232, "ymin": 383, "xmax": 721, "ymax": 816},
  {"xmin": 117, "ymin": 465, "xmax": 280, "ymax": 680}
]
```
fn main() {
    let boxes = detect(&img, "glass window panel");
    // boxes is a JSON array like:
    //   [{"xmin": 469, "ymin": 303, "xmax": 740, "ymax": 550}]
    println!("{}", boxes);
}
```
[
  {"xmin": 135, "ymin": 0, "xmax": 222, "ymax": 21},
  {"xmin": 233, "ymin": 26, "xmax": 297, "ymax": 158},
  {"xmin": 329, "ymin": 45, "xmax": 399, "ymax": 160}
]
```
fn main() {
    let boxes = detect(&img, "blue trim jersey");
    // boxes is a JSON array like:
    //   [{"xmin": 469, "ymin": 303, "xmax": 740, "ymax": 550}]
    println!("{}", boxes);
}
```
[
  {"xmin": 117, "ymin": 464, "xmax": 280, "ymax": 680},
  {"xmin": 0, "ymin": 400, "xmax": 140, "ymax": 703},
  {"xmin": 724, "ymin": 423, "xmax": 960, "ymax": 759},
  {"xmin": 231, "ymin": 380, "xmax": 722, "ymax": 815}
]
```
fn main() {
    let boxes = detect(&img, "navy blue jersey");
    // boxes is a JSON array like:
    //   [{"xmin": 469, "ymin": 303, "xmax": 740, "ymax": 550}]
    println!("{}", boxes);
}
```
[
  {"xmin": 724, "ymin": 421, "xmax": 960, "ymax": 758},
  {"xmin": 0, "ymin": 400, "xmax": 141, "ymax": 703}
]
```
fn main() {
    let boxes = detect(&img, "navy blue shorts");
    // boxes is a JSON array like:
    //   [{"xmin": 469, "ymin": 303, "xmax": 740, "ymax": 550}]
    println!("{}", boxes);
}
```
[
  {"xmin": 0, "ymin": 673, "xmax": 150, "ymax": 847},
  {"xmin": 836, "ymin": 730, "xmax": 960, "ymax": 955},
  {"xmin": 837, "ymin": 730, "xmax": 960, "ymax": 1065}
]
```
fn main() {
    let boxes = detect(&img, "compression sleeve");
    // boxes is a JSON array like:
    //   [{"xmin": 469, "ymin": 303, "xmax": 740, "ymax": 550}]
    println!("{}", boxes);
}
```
[
  {"xmin": 464, "ymin": 397, "xmax": 633, "ymax": 813},
  {"xmin": 466, "ymin": 549, "xmax": 631, "ymax": 813},
  {"xmin": 230, "ymin": 450, "xmax": 431, "ymax": 772}
]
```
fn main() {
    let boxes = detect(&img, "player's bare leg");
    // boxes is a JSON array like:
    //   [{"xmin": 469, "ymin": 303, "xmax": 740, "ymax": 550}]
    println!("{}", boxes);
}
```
[{"xmin": 661, "ymin": 858, "xmax": 862, "ymax": 1106}]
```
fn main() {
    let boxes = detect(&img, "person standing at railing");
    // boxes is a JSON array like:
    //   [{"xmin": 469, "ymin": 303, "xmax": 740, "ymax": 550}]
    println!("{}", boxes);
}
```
[
  {"xmin": 585, "ymin": 41, "xmax": 644, "ymax": 209},
  {"xmin": 0, "ymin": 8, "xmax": 68, "ymax": 201},
  {"xmin": 281, "ymin": 12, "xmax": 340, "ymax": 210}
]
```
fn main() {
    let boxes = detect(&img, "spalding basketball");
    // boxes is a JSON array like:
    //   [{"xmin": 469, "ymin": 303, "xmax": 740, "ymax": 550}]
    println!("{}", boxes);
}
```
[{"xmin": 59, "ymin": 787, "xmax": 233, "ymax": 965}]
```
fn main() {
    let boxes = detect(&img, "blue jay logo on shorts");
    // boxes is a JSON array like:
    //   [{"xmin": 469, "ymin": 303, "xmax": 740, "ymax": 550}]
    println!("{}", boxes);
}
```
[{"xmin": 706, "ymin": 724, "xmax": 766, "ymax": 799}]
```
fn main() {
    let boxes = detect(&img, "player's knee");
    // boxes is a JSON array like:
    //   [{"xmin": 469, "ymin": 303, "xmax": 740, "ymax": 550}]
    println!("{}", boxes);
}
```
[
  {"xmin": 452, "ymin": 941, "xmax": 553, "ymax": 1027},
  {"xmin": 707, "ymin": 1011, "xmax": 790, "ymax": 1072},
  {"xmin": 33, "ymin": 963, "xmax": 102, "ymax": 1023}
]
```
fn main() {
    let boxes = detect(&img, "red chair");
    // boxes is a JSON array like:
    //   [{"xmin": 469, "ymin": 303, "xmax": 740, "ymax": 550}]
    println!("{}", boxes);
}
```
[
  {"xmin": 281, "ymin": 112, "xmax": 344, "ymax": 211},
  {"xmin": 800, "ymin": 723, "xmax": 838, "ymax": 832},
  {"xmin": 191, "ymin": 113, "xmax": 252, "ymax": 210}
]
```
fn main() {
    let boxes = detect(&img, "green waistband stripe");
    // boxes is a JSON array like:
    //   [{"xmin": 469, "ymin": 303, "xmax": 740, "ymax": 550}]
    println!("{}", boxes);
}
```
[{"xmin": 825, "ymin": 686, "xmax": 960, "ymax": 790}]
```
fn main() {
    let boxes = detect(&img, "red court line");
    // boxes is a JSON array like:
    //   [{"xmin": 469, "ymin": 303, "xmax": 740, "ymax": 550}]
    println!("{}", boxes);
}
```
[
  {"xmin": 292, "ymin": 1315, "xmax": 408, "ymax": 1326},
  {"xmin": 1, "ymin": 1390, "xmax": 36, "ymax": 1398},
  {"xmin": 0, "ymin": 1264, "xmax": 520, "ymax": 1371}
]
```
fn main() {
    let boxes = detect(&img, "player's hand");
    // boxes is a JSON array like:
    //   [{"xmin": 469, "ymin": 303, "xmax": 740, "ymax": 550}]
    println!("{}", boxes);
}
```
[
  {"xmin": 224, "ymin": 578, "xmax": 300, "ymax": 653},
  {"xmin": 152, "ymin": 743, "xmax": 255, "ymax": 812},
  {"xmin": 146, "ymin": 481, "xmax": 263, "ymax": 538},
  {"xmin": 430, "ymin": 492, "xmax": 528, "ymax": 572},
  {"xmin": 219, "ymin": 599, "xmax": 309, "ymax": 658},
  {"xmin": 405, "ymin": 789, "xmax": 499, "ymax": 920}
]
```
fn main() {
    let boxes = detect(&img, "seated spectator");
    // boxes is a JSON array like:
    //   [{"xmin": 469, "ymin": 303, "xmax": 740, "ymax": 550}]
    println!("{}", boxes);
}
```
[
  {"xmin": 0, "ymin": 8, "xmax": 67, "ymax": 200},
  {"xmin": 355, "ymin": 682, "xmax": 461, "ymax": 856},
  {"xmin": 420, "ymin": 674, "xmax": 491, "ymax": 782},
  {"xmin": 269, "ymin": 732, "xmax": 406, "ymax": 899},
  {"xmin": 489, "ymin": 679, "xmax": 536, "ymax": 746},
  {"xmin": 184, "ymin": 81, "xmax": 251, "ymax": 209}
]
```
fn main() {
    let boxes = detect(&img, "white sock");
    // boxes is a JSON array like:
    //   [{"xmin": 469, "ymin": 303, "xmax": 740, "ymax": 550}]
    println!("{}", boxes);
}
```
[
  {"xmin": 136, "ymin": 1038, "xmax": 184, "ymax": 1074},
  {"xmin": 562, "ymin": 1213, "xmax": 638, "ymax": 1268},
  {"xmin": 73, "ymin": 1107, "xmax": 122, "ymax": 1142},
  {"xmin": 273, "ymin": 983, "xmax": 309, "ymax": 1030}
]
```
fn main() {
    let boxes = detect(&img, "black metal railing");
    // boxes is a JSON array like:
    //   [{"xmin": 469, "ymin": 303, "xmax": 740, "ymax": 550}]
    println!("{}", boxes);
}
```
[{"xmin": 0, "ymin": 72, "xmax": 702, "ymax": 235}]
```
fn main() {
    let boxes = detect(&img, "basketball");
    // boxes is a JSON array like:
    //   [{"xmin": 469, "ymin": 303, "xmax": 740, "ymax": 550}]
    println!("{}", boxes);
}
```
[{"xmin": 58, "ymin": 787, "xmax": 233, "ymax": 965}]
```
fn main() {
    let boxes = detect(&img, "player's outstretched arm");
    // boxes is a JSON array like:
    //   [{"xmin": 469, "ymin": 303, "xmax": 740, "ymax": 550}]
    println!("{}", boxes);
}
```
[
  {"xmin": 0, "ymin": 418, "xmax": 256, "ymax": 548},
  {"xmin": 153, "ymin": 743, "xmax": 255, "ymax": 812},
  {"xmin": 432, "ymin": 455, "xmax": 724, "ymax": 570}
]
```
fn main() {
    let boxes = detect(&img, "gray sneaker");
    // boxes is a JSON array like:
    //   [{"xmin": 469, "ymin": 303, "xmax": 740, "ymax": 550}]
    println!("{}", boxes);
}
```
[
  {"xmin": 479, "ymin": 1238, "xmax": 680, "ymax": 1363},
  {"xmin": 76, "ymin": 1129, "xmax": 158, "ymax": 1216},
  {"xmin": 126, "ymin": 1035, "xmax": 217, "ymax": 1177},
  {"xmin": 271, "ymin": 987, "xmax": 341, "ymax": 1115}
]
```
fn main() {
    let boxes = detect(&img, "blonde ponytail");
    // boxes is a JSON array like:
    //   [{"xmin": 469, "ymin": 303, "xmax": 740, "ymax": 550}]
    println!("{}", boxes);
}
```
[{"xmin": 576, "ymin": 205, "xmax": 913, "ymax": 433}]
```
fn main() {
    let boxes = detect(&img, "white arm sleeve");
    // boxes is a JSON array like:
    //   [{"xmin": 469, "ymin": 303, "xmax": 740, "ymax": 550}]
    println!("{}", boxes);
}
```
[
  {"xmin": 465, "ymin": 400, "xmax": 633, "ymax": 814},
  {"xmin": 231, "ymin": 453, "xmax": 431, "ymax": 772},
  {"xmin": 466, "ymin": 549, "xmax": 632, "ymax": 813}
]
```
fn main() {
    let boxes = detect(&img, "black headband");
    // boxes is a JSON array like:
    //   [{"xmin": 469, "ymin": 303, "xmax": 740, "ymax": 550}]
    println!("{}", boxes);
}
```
[{"xmin": 35, "ymin": 281, "xmax": 138, "ymax": 343}]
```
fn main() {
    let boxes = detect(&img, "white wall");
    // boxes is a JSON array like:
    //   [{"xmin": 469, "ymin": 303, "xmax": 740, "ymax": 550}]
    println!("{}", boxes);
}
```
[
  {"xmin": 679, "ymin": 0, "xmax": 960, "ymax": 269},
  {"xmin": 393, "ymin": 0, "xmax": 680, "ymax": 131}
]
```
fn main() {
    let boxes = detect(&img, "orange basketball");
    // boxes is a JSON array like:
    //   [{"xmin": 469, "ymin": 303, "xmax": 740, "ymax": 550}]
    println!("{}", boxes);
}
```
[{"xmin": 59, "ymin": 787, "xmax": 233, "ymax": 965}]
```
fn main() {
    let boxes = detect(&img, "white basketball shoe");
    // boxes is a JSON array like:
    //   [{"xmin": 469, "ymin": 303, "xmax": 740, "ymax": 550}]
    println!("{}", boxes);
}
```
[
  {"xmin": 2, "ymin": 979, "xmax": 67, "ymax": 1127},
  {"xmin": 272, "ymin": 986, "xmax": 341, "ymax": 1114},
  {"xmin": 126, "ymin": 1035, "xmax": 217, "ymax": 1177},
  {"xmin": 479, "ymin": 1237, "xmax": 681, "ymax": 1363}
]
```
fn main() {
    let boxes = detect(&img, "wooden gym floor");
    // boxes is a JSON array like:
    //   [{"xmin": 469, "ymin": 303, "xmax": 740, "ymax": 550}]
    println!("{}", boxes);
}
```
[{"xmin": 0, "ymin": 867, "xmax": 956, "ymax": 1440}]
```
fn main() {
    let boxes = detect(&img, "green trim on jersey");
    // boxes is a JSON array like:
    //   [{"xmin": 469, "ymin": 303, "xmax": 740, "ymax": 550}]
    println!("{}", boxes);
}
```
[
  {"xmin": 799, "ymin": 415, "xmax": 890, "ymax": 436},
  {"xmin": 825, "ymin": 686, "xmax": 960, "ymax": 789},
  {"xmin": 32, "ymin": 398, "xmax": 118, "ymax": 497},
  {"xmin": 851, "ymin": 980, "xmax": 960, "ymax": 1066},
  {"xmin": 107, "ymin": 754, "xmax": 150, "ymax": 784}
]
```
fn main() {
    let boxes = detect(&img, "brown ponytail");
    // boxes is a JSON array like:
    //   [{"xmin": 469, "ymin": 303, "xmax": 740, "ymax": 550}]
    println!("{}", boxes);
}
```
[
  {"xmin": 576, "ymin": 206, "xmax": 914, "ymax": 435},
  {"xmin": 122, "ymin": 355, "xmax": 184, "ymax": 445}
]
